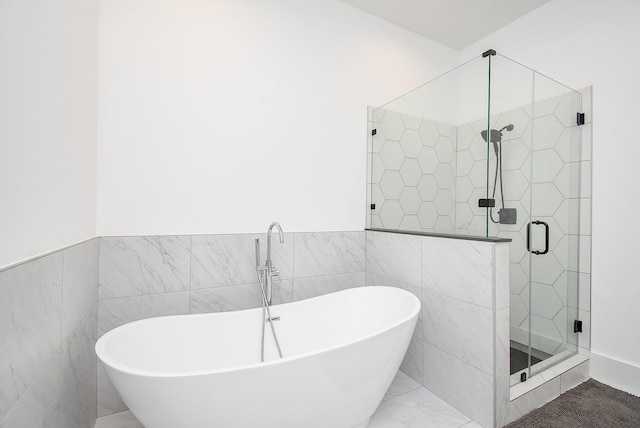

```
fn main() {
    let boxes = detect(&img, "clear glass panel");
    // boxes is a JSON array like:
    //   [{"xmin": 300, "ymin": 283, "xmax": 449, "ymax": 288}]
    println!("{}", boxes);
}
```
[
  {"xmin": 366, "ymin": 53, "xmax": 586, "ymax": 385},
  {"xmin": 529, "ymin": 71, "xmax": 582, "ymax": 378},
  {"xmin": 368, "ymin": 56, "xmax": 489, "ymax": 235}
]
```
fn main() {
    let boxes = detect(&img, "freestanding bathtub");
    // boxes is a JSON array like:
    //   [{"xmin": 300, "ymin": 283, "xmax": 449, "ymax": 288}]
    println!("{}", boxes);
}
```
[{"xmin": 95, "ymin": 286, "xmax": 420, "ymax": 428}]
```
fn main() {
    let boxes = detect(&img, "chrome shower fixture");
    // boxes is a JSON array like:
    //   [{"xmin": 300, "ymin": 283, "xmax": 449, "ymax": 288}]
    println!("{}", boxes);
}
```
[{"xmin": 481, "ymin": 124, "xmax": 514, "ymax": 156}]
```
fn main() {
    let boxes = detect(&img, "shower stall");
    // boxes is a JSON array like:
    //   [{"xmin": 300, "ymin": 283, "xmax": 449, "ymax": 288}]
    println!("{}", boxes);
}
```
[{"xmin": 366, "ymin": 50, "xmax": 591, "ymax": 385}]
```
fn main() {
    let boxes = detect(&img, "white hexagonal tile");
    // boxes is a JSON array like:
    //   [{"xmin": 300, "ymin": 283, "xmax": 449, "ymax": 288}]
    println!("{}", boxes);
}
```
[
  {"xmin": 418, "ymin": 120, "xmax": 439, "ymax": 147},
  {"xmin": 510, "ymin": 262, "xmax": 529, "ymax": 294},
  {"xmin": 380, "ymin": 111, "xmax": 405, "ymax": 141},
  {"xmin": 380, "ymin": 140, "xmax": 404, "ymax": 170},
  {"xmin": 455, "ymin": 176, "xmax": 474, "ymax": 202},
  {"xmin": 554, "ymin": 92, "xmax": 581, "ymax": 129},
  {"xmin": 371, "ymin": 154, "xmax": 384, "ymax": 183},
  {"xmin": 399, "ymin": 159, "xmax": 422, "ymax": 186},
  {"xmin": 434, "ymin": 215, "xmax": 453, "ymax": 232},
  {"xmin": 456, "ymin": 150, "xmax": 474, "ymax": 177},
  {"xmin": 530, "ymin": 252, "xmax": 564, "ymax": 285},
  {"xmin": 379, "ymin": 200, "xmax": 404, "ymax": 229},
  {"xmin": 434, "ymin": 190, "xmax": 454, "ymax": 215},
  {"xmin": 469, "ymin": 160, "xmax": 488, "ymax": 188},
  {"xmin": 399, "ymin": 187, "xmax": 421, "ymax": 215},
  {"xmin": 434, "ymin": 164, "xmax": 454, "ymax": 189},
  {"xmin": 371, "ymin": 214, "xmax": 384, "ymax": 229},
  {"xmin": 500, "ymin": 232, "xmax": 527, "ymax": 263},
  {"xmin": 531, "ymin": 183, "xmax": 564, "ymax": 216},
  {"xmin": 401, "ymin": 113, "xmax": 422, "ymax": 130},
  {"xmin": 417, "ymin": 202, "xmax": 437, "ymax": 229},
  {"xmin": 510, "ymin": 293, "xmax": 528, "ymax": 326},
  {"xmin": 400, "ymin": 129, "xmax": 422, "ymax": 158},
  {"xmin": 553, "ymin": 235, "xmax": 580, "ymax": 271},
  {"xmin": 554, "ymin": 199, "xmax": 580, "ymax": 235},
  {"xmin": 530, "ymin": 315, "xmax": 563, "ymax": 351},
  {"xmin": 469, "ymin": 134, "xmax": 489, "ymax": 160},
  {"xmin": 532, "ymin": 149, "xmax": 563, "ymax": 183},
  {"xmin": 554, "ymin": 162, "xmax": 583, "ymax": 199},
  {"xmin": 554, "ymin": 127, "xmax": 582, "ymax": 163},
  {"xmin": 502, "ymin": 138, "xmax": 529, "ymax": 170},
  {"xmin": 371, "ymin": 184, "xmax": 384, "ymax": 209},
  {"xmin": 455, "ymin": 203, "xmax": 474, "ymax": 229},
  {"xmin": 502, "ymin": 169, "xmax": 529, "ymax": 200},
  {"xmin": 552, "ymin": 306, "xmax": 570, "ymax": 342},
  {"xmin": 417, "ymin": 174, "xmax": 438, "ymax": 201},
  {"xmin": 495, "ymin": 108, "xmax": 530, "ymax": 140},
  {"xmin": 379, "ymin": 170, "xmax": 404, "ymax": 200},
  {"xmin": 457, "ymin": 124, "xmax": 475, "ymax": 150},
  {"xmin": 436, "ymin": 122, "xmax": 455, "ymax": 139},
  {"xmin": 418, "ymin": 147, "xmax": 438, "ymax": 174},
  {"xmin": 435, "ymin": 136, "xmax": 454, "ymax": 163},
  {"xmin": 399, "ymin": 215, "xmax": 421, "ymax": 231},
  {"xmin": 531, "ymin": 282, "xmax": 563, "ymax": 319},
  {"xmin": 529, "ymin": 115, "xmax": 565, "ymax": 151},
  {"xmin": 522, "ymin": 94, "xmax": 562, "ymax": 119}
]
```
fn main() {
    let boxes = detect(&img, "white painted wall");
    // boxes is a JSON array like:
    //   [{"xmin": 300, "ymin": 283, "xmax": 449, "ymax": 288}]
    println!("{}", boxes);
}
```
[
  {"xmin": 0, "ymin": 0, "xmax": 99, "ymax": 269},
  {"xmin": 461, "ymin": 0, "xmax": 640, "ymax": 394},
  {"xmin": 96, "ymin": 0, "xmax": 458, "ymax": 236}
]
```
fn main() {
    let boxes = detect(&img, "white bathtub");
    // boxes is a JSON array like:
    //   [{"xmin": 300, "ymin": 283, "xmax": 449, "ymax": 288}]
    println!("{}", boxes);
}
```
[{"xmin": 95, "ymin": 286, "xmax": 420, "ymax": 428}]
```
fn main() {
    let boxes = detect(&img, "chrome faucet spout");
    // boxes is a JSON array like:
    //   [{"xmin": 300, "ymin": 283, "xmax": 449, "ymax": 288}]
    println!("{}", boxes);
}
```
[{"xmin": 265, "ymin": 222, "xmax": 284, "ymax": 306}]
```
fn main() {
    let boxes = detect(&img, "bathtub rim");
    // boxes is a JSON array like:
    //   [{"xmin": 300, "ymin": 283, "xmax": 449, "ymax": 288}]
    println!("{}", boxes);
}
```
[{"xmin": 95, "ymin": 285, "xmax": 420, "ymax": 378}]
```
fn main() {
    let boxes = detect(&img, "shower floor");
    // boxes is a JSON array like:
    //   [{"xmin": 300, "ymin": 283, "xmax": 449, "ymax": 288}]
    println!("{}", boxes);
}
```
[{"xmin": 510, "ymin": 347, "xmax": 542, "ymax": 374}]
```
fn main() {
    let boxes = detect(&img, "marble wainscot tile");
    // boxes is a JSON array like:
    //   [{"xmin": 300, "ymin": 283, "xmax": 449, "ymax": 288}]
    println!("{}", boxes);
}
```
[
  {"xmin": 97, "ymin": 363, "xmax": 127, "ymax": 417},
  {"xmin": 365, "ymin": 231, "xmax": 421, "ymax": 287},
  {"xmin": 422, "ymin": 237, "xmax": 493, "ymax": 309},
  {"xmin": 294, "ymin": 232, "xmax": 364, "ymax": 278},
  {"xmin": 189, "ymin": 280, "xmax": 293, "ymax": 314},
  {"xmin": 62, "ymin": 238, "xmax": 99, "ymax": 339},
  {"xmin": 382, "ymin": 370, "xmax": 421, "ymax": 402},
  {"xmin": 292, "ymin": 272, "xmax": 365, "ymax": 301},
  {"xmin": 495, "ymin": 307, "xmax": 511, "ymax": 428},
  {"xmin": 421, "ymin": 290, "xmax": 493, "ymax": 375},
  {"xmin": 508, "ymin": 376, "xmax": 561, "ymax": 423},
  {"xmin": 423, "ymin": 342, "xmax": 494, "ymax": 428},
  {"xmin": 99, "ymin": 236, "xmax": 190, "ymax": 299},
  {"xmin": 191, "ymin": 233, "xmax": 294, "ymax": 289},
  {"xmin": 370, "ymin": 387, "xmax": 472, "ymax": 428},
  {"xmin": 400, "ymin": 335, "xmax": 423, "ymax": 386},
  {"xmin": 0, "ymin": 352, "xmax": 62, "ymax": 428},
  {"xmin": 98, "ymin": 291, "xmax": 189, "ymax": 336},
  {"xmin": 0, "ymin": 253, "xmax": 63, "ymax": 421},
  {"xmin": 60, "ymin": 305, "xmax": 98, "ymax": 428}
]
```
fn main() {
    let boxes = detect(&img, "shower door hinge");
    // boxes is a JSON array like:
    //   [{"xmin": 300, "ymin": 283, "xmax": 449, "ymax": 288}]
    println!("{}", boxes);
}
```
[
  {"xmin": 577, "ymin": 112, "xmax": 585, "ymax": 126},
  {"xmin": 574, "ymin": 319, "xmax": 583, "ymax": 333},
  {"xmin": 371, "ymin": 128, "xmax": 377, "ymax": 136}
]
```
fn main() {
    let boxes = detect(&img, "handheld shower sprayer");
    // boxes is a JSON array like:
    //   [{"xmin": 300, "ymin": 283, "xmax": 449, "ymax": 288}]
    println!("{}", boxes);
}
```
[
  {"xmin": 480, "ymin": 124, "xmax": 517, "ymax": 225},
  {"xmin": 481, "ymin": 124, "xmax": 514, "ymax": 156}
]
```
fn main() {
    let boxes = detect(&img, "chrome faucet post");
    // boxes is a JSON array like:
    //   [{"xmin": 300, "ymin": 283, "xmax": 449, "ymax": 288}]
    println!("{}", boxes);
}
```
[{"xmin": 265, "ymin": 222, "xmax": 284, "ymax": 305}]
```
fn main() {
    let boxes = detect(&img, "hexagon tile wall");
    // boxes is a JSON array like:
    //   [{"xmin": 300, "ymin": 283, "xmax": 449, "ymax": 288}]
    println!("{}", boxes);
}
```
[{"xmin": 368, "ymin": 91, "xmax": 590, "ymax": 358}]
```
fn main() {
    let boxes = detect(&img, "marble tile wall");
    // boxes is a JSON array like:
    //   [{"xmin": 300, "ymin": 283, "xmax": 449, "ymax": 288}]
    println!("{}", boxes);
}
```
[
  {"xmin": 0, "ymin": 239, "xmax": 99, "ymax": 428},
  {"xmin": 365, "ymin": 230, "xmax": 510, "ymax": 428},
  {"xmin": 97, "ymin": 231, "xmax": 366, "ymax": 416}
]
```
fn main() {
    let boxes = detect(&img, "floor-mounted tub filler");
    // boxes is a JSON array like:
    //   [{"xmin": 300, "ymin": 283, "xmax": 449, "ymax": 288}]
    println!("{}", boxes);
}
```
[{"xmin": 95, "ymin": 286, "xmax": 420, "ymax": 428}]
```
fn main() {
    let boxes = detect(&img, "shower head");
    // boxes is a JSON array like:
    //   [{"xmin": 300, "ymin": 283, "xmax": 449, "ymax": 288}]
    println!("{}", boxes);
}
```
[{"xmin": 480, "ymin": 124, "xmax": 514, "ymax": 155}]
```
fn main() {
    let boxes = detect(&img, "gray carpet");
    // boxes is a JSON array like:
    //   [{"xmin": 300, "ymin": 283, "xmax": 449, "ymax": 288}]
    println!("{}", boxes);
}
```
[{"xmin": 506, "ymin": 379, "xmax": 640, "ymax": 428}]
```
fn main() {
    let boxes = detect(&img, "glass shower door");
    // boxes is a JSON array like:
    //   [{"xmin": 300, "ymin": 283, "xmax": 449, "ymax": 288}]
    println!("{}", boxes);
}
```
[{"xmin": 527, "ymin": 73, "xmax": 583, "ymax": 379}]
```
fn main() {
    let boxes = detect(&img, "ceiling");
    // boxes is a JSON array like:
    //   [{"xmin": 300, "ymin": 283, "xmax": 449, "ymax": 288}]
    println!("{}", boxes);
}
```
[{"xmin": 338, "ymin": 0, "xmax": 551, "ymax": 50}]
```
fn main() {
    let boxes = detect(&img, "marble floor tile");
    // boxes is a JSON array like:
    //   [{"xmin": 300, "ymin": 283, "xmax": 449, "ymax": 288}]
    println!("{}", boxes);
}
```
[{"xmin": 93, "ymin": 371, "xmax": 475, "ymax": 428}]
